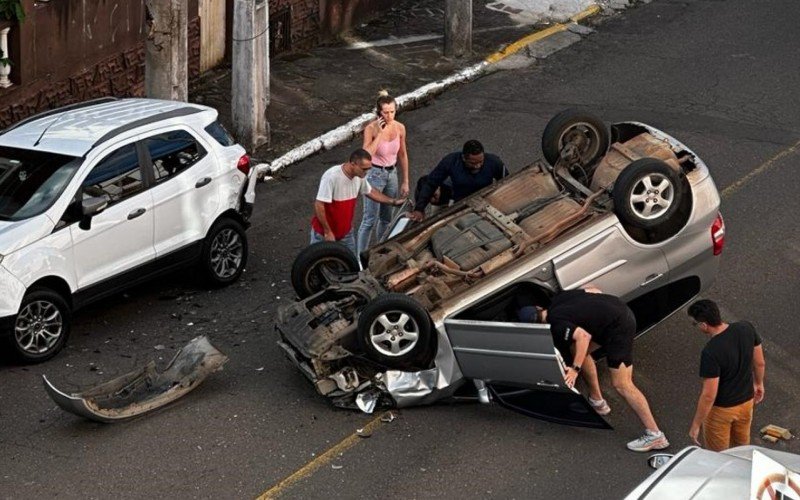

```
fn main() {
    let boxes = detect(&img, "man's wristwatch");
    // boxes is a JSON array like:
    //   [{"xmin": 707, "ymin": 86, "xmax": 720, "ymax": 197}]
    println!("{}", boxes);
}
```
[{"xmin": 570, "ymin": 364, "xmax": 581, "ymax": 373}]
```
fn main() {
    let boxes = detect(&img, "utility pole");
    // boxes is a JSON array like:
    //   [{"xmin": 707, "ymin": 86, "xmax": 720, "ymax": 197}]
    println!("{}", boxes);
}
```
[
  {"xmin": 444, "ymin": 0, "xmax": 472, "ymax": 58},
  {"xmin": 232, "ymin": 0, "xmax": 270, "ymax": 151},
  {"xmin": 144, "ymin": 0, "xmax": 189, "ymax": 101}
]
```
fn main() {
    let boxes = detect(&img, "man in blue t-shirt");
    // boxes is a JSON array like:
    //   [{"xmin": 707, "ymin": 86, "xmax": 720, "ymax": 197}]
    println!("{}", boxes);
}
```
[
  {"xmin": 687, "ymin": 299, "xmax": 766, "ymax": 451},
  {"xmin": 407, "ymin": 140, "xmax": 507, "ymax": 221}
]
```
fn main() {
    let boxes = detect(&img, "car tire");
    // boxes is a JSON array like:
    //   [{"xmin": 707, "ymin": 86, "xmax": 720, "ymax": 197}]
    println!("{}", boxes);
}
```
[
  {"xmin": 357, "ymin": 293, "xmax": 434, "ymax": 369},
  {"xmin": 201, "ymin": 217, "xmax": 248, "ymax": 286},
  {"xmin": 542, "ymin": 109, "xmax": 610, "ymax": 166},
  {"xmin": 612, "ymin": 158, "xmax": 683, "ymax": 229},
  {"xmin": 7, "ymin": 287, "xmax": 71, "ymax": 363},
  {"xmin": 291, "ymin": 242, "xmax": 359, "ymax": 299}
]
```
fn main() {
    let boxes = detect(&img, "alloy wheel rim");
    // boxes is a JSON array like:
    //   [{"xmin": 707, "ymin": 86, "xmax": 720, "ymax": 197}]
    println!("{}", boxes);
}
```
[
  {"xmin": 369, "ymin": 310, "xmax": 419, "ymax": 357},
  {"xmin": 628, "ymin": 173, "xmax": 675, "ymax": 220},
  {"xmin": 15, "ymin": 300, "xmax": 63, "ymax": 354},
  {"xmin": 210, "ymin": 228, "xmax": 244, "ymax": 278}
]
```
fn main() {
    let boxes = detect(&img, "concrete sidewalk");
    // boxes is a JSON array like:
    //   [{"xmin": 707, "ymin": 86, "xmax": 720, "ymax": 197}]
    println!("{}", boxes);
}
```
[{"xmin": 190, "ymin": 0, "xmax": 639, "ymax": 173}]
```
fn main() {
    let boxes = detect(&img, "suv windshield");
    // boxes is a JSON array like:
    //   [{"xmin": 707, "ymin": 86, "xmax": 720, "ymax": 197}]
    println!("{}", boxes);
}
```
[{"xmin": 0, "ymin": 146, "xmax": 82, "ymax": 221}]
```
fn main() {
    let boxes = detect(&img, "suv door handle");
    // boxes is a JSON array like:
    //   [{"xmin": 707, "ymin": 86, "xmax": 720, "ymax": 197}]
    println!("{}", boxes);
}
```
[
  {"xmin": 195, "ymin": 177, "xmax": 212, "ymax": 188},
  {"xmin": 640, "ymin": 273, "xmax": 664, "ymax": 287},
  {"xmin": 536, "ymin": 380, "xmax": 561, "ymax": 389},
  {"xmin": 127, "ymin": 208, "xmax": 146, "ymax": 220}
]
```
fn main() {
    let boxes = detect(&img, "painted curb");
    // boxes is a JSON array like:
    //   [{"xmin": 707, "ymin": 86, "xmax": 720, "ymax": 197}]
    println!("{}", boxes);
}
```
[{"xmin": 256, "ymin": 3, "xmax": 602, "ymax": 179}]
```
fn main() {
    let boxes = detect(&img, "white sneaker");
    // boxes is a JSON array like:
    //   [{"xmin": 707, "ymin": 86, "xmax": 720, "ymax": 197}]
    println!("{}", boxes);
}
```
[
  {"xmin": 627, "ymin": 430, "xmax": 669, "ymax": 452},
  {"xmin": 589, "ymin": 397, "xmax": 611, "ymax": 415}
]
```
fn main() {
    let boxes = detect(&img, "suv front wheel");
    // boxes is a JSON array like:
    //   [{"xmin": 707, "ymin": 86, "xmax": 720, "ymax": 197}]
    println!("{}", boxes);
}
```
[
  {"xmin": 8, "ymin": 287, "xmax": 72, "ymax": 363},
  {"xmin": 201, "ymin": 217, "xmax": 248, "ymax": 286}
]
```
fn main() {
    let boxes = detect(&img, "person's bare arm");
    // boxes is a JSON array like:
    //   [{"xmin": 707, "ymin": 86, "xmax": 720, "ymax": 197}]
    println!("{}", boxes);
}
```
[
  {"xmin": 362, "ymin": 121, "xmax": 388, "ymax": 155},
  {"xmin": 366, "ymin": 187, "xmax": 404, "ymax": 206},
  {"xmin": 753, "ymin": 345, "xmax": 765, "ymax": 403},
  {"xmin": 564, "ymin": 327, "xmax": 592, "ymax": 387},
  {"xmin": 397, "ymin": 123, "xmax": 410, "ymax": 197},
  {"xmin": 689, "ymin": 377, "xmax": 719, "ymax": 445},
  {"xmin": 314, "ymin": 201, "xmax": 335, "ymax": 241},
  {"xmin": 582, "ymin": 285, "xmax": 603, "ymax": 294}
]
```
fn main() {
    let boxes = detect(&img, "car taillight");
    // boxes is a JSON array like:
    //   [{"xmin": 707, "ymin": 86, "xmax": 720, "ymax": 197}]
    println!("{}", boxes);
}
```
[
  {"xmin": 237, "ymin": 154, "xmax": 251, "ymax": 175},
  {"xmin": 711, "ymin": 212, "xmax": 725, "ymax": 255}
]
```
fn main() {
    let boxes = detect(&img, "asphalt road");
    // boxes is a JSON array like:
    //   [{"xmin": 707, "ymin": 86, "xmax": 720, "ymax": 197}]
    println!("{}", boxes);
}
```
[{"xmin": 2, "ymin": 0, "xmax": 800, "ymax": 498}]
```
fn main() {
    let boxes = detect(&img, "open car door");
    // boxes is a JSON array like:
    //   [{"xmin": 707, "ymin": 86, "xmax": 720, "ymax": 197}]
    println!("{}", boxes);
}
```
[{"xmin": 444, "ymin": 319, "xmax": 611, "ymax": 429}]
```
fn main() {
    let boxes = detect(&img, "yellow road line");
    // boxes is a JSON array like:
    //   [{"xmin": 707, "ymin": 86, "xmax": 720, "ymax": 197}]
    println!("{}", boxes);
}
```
[
  {"xmin": 257, "ymin": 414, "xmax": 385, "ymax": 499},
  {"xmin": 571, "ymin": 4, "xmax": 602, "ymax": 23},
  {"xmin": 485, "ymin": 4, "xmax": 601, "ymax": 64},
  {"xmin": 720, "ymin": 138, "xmax": 800, "ymax": 199}
]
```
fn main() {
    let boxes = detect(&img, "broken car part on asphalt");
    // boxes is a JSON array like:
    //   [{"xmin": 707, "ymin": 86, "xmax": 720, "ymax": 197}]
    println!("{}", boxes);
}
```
[{"xmin": 43, "ymin": 336, "xmax": 228, "ymax": 423}]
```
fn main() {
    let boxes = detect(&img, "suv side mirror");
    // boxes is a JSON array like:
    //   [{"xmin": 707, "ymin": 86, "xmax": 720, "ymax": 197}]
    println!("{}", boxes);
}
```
[
  {"xmin": 79, "ymin": 195, "xmax": 109, "ymax": 230},
  {"xmin": 648, "ymin": 453, "xmax": 674, "ymax": 470}
]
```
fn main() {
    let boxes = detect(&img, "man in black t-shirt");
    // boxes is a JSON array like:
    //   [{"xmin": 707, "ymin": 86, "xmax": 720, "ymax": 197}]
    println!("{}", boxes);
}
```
[
  {"xmin": 524, "ymin": 287, "xmax": 668, "ymax": 452},
  {"xmin": 687, "ymin": 299, "xmax": 766, "ymax": 451}
]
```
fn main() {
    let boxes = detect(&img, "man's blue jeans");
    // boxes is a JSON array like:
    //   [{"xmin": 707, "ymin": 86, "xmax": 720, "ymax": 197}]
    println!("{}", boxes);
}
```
[
  {"xmin": 357, "ymin": 166, "xmax": 398, "ymax": 255},
  {"xmin": 309, "ymin": 228, "xmax": 356, "ymax": 257}
]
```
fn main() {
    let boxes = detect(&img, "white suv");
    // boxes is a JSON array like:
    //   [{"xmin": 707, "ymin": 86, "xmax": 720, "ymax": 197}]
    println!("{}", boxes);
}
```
[{"xmin": 0, "ymin": 98, "xmax": 257, "ymax": 362}]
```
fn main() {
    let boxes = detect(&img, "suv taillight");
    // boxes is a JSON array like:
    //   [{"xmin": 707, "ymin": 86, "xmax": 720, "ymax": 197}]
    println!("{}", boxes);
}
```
[
  {"xmin": 711, "ymin": 212, "xmax": 725, "ymax": 255},
  {"xmin": 237, "ymin": 154, "xmax": 251, "ymax": 175}
]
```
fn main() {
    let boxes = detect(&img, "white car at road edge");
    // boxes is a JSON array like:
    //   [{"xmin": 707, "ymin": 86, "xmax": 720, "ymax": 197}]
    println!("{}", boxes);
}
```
[{"xmin": 0, "ymin": 97, "xmax": 256, "ymax": 362}]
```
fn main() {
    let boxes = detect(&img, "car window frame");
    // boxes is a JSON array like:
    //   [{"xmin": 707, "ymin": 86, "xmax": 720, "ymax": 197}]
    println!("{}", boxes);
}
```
[
  {"xmin": 0, "ymin": 147, "xmax": 83, "ymax": 222},
  {"xmin": 138, "ymin": 126, "xmax": 210, "ymax": 186},
  {"xmin": 56, "ymin": 136, "xmax": 152, "ymax": 229}
]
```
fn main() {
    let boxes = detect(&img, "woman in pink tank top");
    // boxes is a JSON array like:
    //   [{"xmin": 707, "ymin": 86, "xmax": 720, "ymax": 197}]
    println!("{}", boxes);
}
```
[{"xmin": 357, "ymin": 91, "xmax": 410, "ymax": 255}]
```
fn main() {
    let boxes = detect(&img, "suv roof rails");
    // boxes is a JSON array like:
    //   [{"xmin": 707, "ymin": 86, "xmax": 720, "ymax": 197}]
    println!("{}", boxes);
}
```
[
  {"xmin": 1, "ymin": 97, "xmax": 120, "ymax": 135},
  {"xmin": 91, "ymin": 106, "xmax": 204, "ymax": 149}
]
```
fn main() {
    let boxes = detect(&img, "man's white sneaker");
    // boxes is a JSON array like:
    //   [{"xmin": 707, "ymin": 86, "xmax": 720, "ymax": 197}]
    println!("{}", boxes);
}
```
[
  {"xmin": 627, "ymin": 430, "xmax": 669, "ymax": 452},
  {"xmin": 588, "ymin": 397, "xmax": 611, "ymax": 416}
]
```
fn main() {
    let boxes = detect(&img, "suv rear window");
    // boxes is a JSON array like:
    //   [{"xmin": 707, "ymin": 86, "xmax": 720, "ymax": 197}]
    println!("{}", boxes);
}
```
[
  {"xmin": 204, "ymin": 121, "xmax": 235, "ymax": 147},
  {"xmin": 145, "ymin": 129, "xmax": 207, "ymax": 183},
  {"xmin": 0, "ymin": 146, "xmax": 81, "ymax": 221}
]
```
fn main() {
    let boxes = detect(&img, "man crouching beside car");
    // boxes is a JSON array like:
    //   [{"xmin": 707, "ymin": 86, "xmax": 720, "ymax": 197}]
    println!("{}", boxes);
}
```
[{"xmin": 519, "ymin": 287, "xmax": 670, "ymax": 452}]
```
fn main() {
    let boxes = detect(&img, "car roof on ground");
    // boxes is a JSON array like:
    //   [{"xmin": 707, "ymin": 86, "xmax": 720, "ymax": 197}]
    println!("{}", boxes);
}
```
[{"xmin": 0, "ymin": 98, "xmax": 213, "ymax": 157}]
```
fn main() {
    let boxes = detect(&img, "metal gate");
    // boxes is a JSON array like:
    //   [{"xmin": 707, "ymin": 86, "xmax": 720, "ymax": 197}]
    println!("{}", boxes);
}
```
[{"xmin": 200, "ymin": 0, "xmax": 226, "ymax": 73}]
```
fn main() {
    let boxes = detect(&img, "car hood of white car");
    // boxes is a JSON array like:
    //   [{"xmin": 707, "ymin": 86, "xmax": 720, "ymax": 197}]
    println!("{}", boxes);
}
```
[{"xmin": 0, "ymin": 214, "xmax": 56, "ymax": 257}]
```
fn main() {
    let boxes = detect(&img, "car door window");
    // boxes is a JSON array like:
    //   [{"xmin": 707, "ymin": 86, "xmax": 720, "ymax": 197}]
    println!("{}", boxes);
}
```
[
  {"xmin": 145, "ymin": 130, "xmax": 207, "ymax": 183},
  {"xmin": 82, "ymin": 143, "xmax": 143, "ymax": 204}
]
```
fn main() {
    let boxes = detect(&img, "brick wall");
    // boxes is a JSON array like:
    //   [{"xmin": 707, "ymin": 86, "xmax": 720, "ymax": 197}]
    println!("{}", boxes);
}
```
[
  {"xmin": 0, "ymin": 1, "xmax": 201, "ymax": 128},
  {"xmin": 269, "ymin": 0, "xmax": 319, "ymax": 52}
]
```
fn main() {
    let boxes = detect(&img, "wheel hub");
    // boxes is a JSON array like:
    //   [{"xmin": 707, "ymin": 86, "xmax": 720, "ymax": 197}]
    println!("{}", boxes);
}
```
[
  {"xmin": 210, "ymin": 228, "xmax": 243, "ymax": 278},
  {"xmin": 15, "ymin": 300, "xmax": 63, "ymax": 355},
  {"xmin": 369, "ymin": 311, "xmax": 419, "ymax": 357}
]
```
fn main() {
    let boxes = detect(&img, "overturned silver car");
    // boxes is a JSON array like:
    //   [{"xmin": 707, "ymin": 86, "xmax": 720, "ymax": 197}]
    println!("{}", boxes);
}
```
[{"xmin": 276, "ymin": 110, "xmax": 724, "ymax": 426}]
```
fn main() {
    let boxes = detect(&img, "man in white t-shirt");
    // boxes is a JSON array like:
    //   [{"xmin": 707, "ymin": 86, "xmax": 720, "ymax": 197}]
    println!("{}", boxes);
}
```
[{"xmin": 311, "ymin": 149, "xmax": 405, "ymax": 256}]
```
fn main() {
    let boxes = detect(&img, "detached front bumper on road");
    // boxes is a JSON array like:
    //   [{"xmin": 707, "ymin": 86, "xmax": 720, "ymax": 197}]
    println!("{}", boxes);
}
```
[{"xmin": 43, "ymin": 336, "xmax": 228, "ymax": 423}]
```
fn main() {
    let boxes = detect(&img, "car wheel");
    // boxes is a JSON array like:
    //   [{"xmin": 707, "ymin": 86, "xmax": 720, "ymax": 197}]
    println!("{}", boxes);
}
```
[
  {"xmin": 8, "ymin": 287, "xmax": 71, "ymax": 363},
  {"xmin": 201, "ymin": 217, "xmax": 248, "ymax": 286},
  {"xmin": 542, "ymin": 109, "xmax": 609, "ymax": 166},
  {"xmin": 612, "ymin": 158, "xmax": 683, "ymax": 229},
  {"xmin": 357, "ymin": 293, "xmax": 433, "ymax": 369},
  {"xmin": 291, "ymin": 242, "xmax": 359, "ymax": 299}
]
